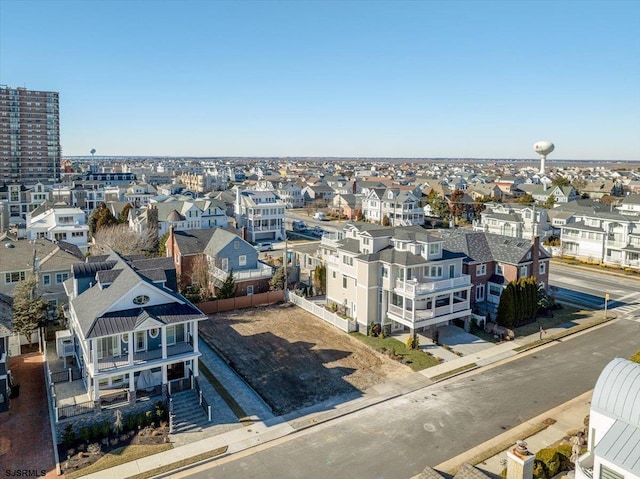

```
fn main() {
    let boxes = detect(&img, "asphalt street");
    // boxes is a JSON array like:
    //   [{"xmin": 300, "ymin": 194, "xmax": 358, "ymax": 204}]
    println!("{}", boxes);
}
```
[{"xmin": 181, "ymin": 318, "xmax": 640, "ymax": 479}]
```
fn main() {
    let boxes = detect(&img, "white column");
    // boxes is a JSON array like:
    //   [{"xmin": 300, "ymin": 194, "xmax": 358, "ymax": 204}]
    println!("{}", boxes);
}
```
[
  {"xmin": 129, "ymin": 372, "xmax": 135, "ymax": 392},
  {"xmin": 449, "ymin": 292, "xmax": 454, "ymax": 313},
  {"xmin": 192, "ymin": 322, "xmax": 199, "ymax": 353},
  {"xmin": 128, "ymin": 332, "xmax": 134, "ymax": 365},
  {"xmin": 162, "ymin": 364, "xmax": 168, "ymax": 385},
  {"xmin": 92, "ymin": 339, "xmax": 98, "ymax": 374},
  {"xmin": 161, "ymin": 327, "xmax": 167, "ymax": 359},
  {"xmin": 93, "ymin": 377, "xmax": 99, "ymax": 401}
]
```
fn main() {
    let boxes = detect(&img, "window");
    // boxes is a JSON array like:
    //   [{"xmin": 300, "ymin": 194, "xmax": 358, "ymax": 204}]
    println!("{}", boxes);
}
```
[
  {"xmin": 520, "ymin": 266, "xmax": 528, "ymax": 277},
  {"xmin": 149, "ymin": 328, "xmax": 159, "ymax": 339},
  {"xmin": 247, "ymin": 285, "xmax": 254, "ymax": 295},
  {"xmin": 234, "ymin": 241, "xmax": 239, "ymax": 249},
  {"xmin": 429, "ymin": 243, "xmax": 440, "ymax": 255},
  {"xmin": 496, "ymin": 263, "xmax": 504, "ymax": 275},
  {"xmin": 56, "ymin": 272, "xmax": 69, "ymax": 284},
  {"xmin": 5, "ymin": 271, "xmax": 26, "ymax": 284},
  {"xmin": 122, "ymin": 333, "xmax": 129, "ymax": 343},
  {"xmin": 600, "ymin": 465, "xmax": 624, "ymax": 479},
  {"xmin": 239, "ymin": 255, "xmax": 247, "ymax": 266},
  {"xmin": 133, "ymin": 295, "xmax": 150, "ymax": 305},
  {"xmin": 97, "ymin": 336, "xmax": 119, "ymax": 359},
  {"xmin": 476, "ymin": 264, "xmax": 486, "ymax": 276},
  {"xmin": 332, "ymin": 271, "xmax": 336, "ymax": 279},
  {"xmin": 166, "ymin": 325, "xmax": 176, "ymax": 345},
  {"xmin": 489, "ymin": 284, "xmax": 502, "ymax": 296},
  {"xmin": 42, "ymin": 274, "xmax": 51, "ymax": 286},
  {"xmin": 475, "ymin": 284, "xmax": 485, "ymax": 301},
  {"xmin": 539, "ymin": 262, "xmax": 546, "ymax": 275},
  {"xmin": 342, "ymin": 255, "xmax": 353, "ymax": 266},
  {"xmin": 343, "ymin": 275, "xmax": 347, "ymax": 288},
  {"xmin": 221, "ymin": 258, "xmax": 229, "ymax": 271},
  {"xmin": 135, "ymin": 331, "xmax": 147, "ymax": 352},
  {"xmin": 381, "ymin": 266, "xmax": 389, "ymax": 278}
]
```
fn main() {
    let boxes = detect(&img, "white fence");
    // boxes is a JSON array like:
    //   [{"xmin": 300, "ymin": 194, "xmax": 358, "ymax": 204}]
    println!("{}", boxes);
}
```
[{"xmin": 287, "ymin": 293, "xmax": 358, "ymax": 333}]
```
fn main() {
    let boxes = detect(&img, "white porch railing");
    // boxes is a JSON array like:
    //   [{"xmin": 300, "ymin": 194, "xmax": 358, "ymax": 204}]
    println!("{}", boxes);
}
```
[
  {"xmin": 395, "ymin": 275, "xmax": 471, "ymax": 296},
  {"xmin": 211, "ymin": 262, "xmax": 274, "ymax": 282},
  {"xmin": 287, "ymin": 292, "xmax": 357, "ymax": 333}
]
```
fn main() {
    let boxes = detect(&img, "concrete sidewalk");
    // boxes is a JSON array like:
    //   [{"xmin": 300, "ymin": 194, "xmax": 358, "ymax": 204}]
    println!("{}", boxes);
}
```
[{"xmin": 80, "ymin": 314, "xmax": 613, "ymax": 479}]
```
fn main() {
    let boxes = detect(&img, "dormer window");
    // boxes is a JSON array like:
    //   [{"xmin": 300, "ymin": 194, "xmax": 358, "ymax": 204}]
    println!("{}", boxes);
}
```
[{"xmin": 388, "ymin": 191, "xmax": 393, "ymax": 199}]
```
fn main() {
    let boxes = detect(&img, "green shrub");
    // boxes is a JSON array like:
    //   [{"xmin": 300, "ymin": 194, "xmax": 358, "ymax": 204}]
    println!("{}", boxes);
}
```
[
  {"xmin": 136, "ymin": 412, "xmax": 146, "ymax": 428},
  {"xmin": 91, "ymin": 422, "xmax": 103, "ymax": 441},
  {"xmin": 533, "ymin": 446, "xmax": 572, "ymax": 479},
  {"xmin": 145, "ymin": 410, "xmax": 153, "ymax": 426},
  {"xmin": 101, "ymin": 420, "xmax": 111, "ymax": 438},
  {"xmin": 125, "ymin": 414, "xmax": 136, "ymax": 431},
  {"xmin": 61, "ymin": 424, "xmax": 76, "ymax": 448},
  {"xmin": 630, "ymin": 350, "xmax": 640, "ymax": 364},
  {"xmin": 79, "ymin": 426, "xmax": 91, "ymax": 443}
]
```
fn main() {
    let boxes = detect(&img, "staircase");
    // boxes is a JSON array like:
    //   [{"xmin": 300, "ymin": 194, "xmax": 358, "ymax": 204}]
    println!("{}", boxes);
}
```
[{"xmin": 170, "ymin": 389, "xmax": 210, "ymax": 434}]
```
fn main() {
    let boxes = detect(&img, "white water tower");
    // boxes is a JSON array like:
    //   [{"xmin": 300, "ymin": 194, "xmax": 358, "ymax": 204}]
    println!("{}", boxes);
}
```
[{"xmin": 534, "ymin": 141, "xmax": 554, "ymax": 174}]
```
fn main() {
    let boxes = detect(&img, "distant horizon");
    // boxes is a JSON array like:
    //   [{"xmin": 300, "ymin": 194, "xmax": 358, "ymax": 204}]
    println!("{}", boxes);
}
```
[{"xmin": 2, "ymin": 0, "xmax": 639, "ymax": 160}]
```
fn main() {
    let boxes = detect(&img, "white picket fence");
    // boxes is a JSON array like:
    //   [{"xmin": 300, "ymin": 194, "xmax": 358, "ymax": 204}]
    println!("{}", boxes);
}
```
[{"xmin": 287, "ymin": 293, "xmax": 358, "ymax": 333}]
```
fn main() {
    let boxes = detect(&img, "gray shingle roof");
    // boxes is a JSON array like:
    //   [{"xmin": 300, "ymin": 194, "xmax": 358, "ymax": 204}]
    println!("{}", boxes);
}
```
[
  {"xmin": 172, "ymin": 229, "xmax": 217, "ymax": 255},
  {"xmin": 443, "ymin": 230, "xmax": 549, "ymax": 265},
  {"xmin": 88, "ymin": 303, "xmax": 205, "ymax": 338}
]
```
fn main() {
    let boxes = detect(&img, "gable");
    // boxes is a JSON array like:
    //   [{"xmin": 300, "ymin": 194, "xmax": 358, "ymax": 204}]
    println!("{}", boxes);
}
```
[
  {"xmin": 103, "ymin": 282, "xmax": 183, "ymax": 316},
  {"xmin": 135, "ymin": 316, "xmax": 164, "ymax": 330}
]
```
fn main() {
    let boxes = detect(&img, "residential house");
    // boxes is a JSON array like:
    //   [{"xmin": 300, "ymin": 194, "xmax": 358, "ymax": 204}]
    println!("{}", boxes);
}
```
[
  {"xmin": 560, "ymin": 210, "xmax": 640, "ymax": 270},
  {"xmin": 165, "ymin": 227, "xmax": 273, "ymax": 297},
  {"xmin": 331, "ymin": 193, "xmax": 362, "ymax": 220},
  {"xmin": 63, "ymin": 251, "xmax": 206, "ymax": 403},
  {"xmin": 26, "ymin": 202, "xmax": 90, "ymax": 254},
  {"xmin": 575, "ymin": 358, "xmax": 640, "ymax": 479},
  {"xmin": 362, "ymin": 188, "xmax": 424, "ymax": 226},
  {"xmin": 321, "ymin": 223, "xmax": 472, "ymax": 334},
  {"xmin": 442, "ymin": 230, "xmax": 551, "ymax": 310},
  {"xmin": 131, "ymin": 199, "xmax": 229, "ymax": 238},
  {"xmin": 618, "ymin": 194, "xmax": 640, "ymax": 217},
  {"xmin": 0, "ymin": 236, "xmax": 84, "ymax": 308},
  {"xmin": 301, "ymin": 184, "xmax": 336, "ymax": 206},
  {"xmin": 473, "ymin": 203, "xmax": 551, "ymax": 240},
  {"xmin": 234, "ymin": 188, "xmax": 286, "ymax": 243},
  {"xmin": 275, "ymin": 182, "xmax": 304, "ymax": 209},
  {"xmin": 531, "ymin": 184, "xmax": 578, "ymax": 204}
]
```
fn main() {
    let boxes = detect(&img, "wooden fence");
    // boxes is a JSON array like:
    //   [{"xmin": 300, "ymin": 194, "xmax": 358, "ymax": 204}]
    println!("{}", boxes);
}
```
[
  {"xmin": 287, "ymin": 293, "xmax": 358, "ymax": 333},
  {"xmin": 197, "ymin": 290, "xmax": 285, "ymax": 314}
]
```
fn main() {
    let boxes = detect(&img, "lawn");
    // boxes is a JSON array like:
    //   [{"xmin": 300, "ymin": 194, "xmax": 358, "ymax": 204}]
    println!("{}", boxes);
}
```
[
  {"xmin": 65, "ymin": 444, "xmax": 173, "ymax": 479},
  {"xmin": 349, "ymin": 333, "xmax": 441, "ymax": 371}
]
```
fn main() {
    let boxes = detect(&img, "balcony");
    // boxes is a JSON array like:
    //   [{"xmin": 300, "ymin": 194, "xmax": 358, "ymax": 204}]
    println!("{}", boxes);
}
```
[
  {"xmin": 321, "ymin": 232, "xmax": 342, "ymax": 247},
  {"xmin": 387, "ymin": 298, "xmax": 471, "ymax": 329},
  {"xmin": 211, "ymin": 262, "xmax": 274, "ymax": 282},
  {"xmin": 575, "ymin": 452, "xmax": 594, "ymax": 479},
  {"xmin": 395, "ymin": 275, "xmax": 471, "ymax": 297},
  {"xmin": 97, "ymin": 342, "xmax": 195, "ymax": 372}
]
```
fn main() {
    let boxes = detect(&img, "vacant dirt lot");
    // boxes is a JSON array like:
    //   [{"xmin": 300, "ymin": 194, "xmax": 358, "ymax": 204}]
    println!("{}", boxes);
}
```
[{"xmin": 199, "ymin": 303, "xmax": 411, "ymax": 415}]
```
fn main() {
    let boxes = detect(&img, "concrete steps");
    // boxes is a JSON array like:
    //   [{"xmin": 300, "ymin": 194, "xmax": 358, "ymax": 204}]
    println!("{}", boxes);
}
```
[{"xmin": 170, "ymin": 389, "xmax": 210, "ymax": 434}]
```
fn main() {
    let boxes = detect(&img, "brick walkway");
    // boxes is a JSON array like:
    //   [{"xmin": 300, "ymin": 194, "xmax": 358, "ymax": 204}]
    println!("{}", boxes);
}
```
[{"xmin": 0, "ymin": 352, "xmax": 60, "ymax": 478}]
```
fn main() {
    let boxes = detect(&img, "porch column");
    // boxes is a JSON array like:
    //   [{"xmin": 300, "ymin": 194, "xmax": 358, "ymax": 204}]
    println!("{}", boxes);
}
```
[
  {"xmin": 128, "ymin": 372, "xmax": 135, "ymax": 392},
  {"xmin": 93, "ymin": 377, "xmax": 99, "ymax": 402},
  {"xmin": 128, "ymin": 332, "xmax": 134, "ymax": 365},
  {"xmin": 162, "ymin": 364, "xmax": 168, "ymax": 386},
  {"xmin": 192, "ymin": 357, "xmax": 199, "ymax": 378},
  {"xmin": 161, "ymin": 327, "xmax": 167, "ymax": 359},
  {"xmin": 192, "ymin": 322, "xmax": 199, "ymax": 353},
  {"xmin": 449, "ymin": 292, "xmax": 454, "ymax": 314},
  {"xmin": 91, "ymin": 338, "xmax": 98, "ymax": 375}
]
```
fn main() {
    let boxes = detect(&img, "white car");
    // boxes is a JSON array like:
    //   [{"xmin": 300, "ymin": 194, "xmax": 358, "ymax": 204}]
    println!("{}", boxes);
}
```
[
  {"xmin": 313, "ymin": 212, "xmax": 328, "ymax": 221},
  {"xmin": 255, "ymin": 242, "xmax": 274, "ymax": 252}
]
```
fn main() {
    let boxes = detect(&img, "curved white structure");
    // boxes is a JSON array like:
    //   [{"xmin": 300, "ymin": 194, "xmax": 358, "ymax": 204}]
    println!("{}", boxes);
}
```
[{"xmin": 534, "ymin": 141, "xmax": 555, "ymax": 174}]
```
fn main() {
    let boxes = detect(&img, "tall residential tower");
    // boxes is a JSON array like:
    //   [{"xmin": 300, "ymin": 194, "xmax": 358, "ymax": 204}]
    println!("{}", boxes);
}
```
[{"xmin": 0, "ymin": 86, "xmax": 61, "ymax": 182}]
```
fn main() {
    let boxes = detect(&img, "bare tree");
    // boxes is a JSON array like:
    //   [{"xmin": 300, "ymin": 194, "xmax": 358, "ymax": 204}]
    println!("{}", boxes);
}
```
[
  {"xmin": 184, "ymin": 255, "xmax": 213, "ymax": 301},
  {"xmin": 91, "ymin": 224, "xmax": 155, "ymax": 256}
]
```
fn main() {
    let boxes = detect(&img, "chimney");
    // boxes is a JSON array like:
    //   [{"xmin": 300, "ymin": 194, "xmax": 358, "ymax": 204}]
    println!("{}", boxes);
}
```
[
  {"xmin": 167, "ymin": 225, "xmax": 175, "ymax": 258},
  {"xmin": 507, "ymin": 441, "xmax": 535, "ymax": 479}
]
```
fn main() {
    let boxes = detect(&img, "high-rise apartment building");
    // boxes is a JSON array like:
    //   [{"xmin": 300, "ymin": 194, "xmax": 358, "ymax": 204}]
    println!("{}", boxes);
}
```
[{"xmin": 0, "ymin": 86, "xmax": 61, "ymax": 182}]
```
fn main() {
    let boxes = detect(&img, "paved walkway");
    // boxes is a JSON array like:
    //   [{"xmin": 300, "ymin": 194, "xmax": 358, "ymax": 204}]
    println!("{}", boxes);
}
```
[{"xmin": 0, "ymin": 352, "xmax": 60, "ymax": 479}]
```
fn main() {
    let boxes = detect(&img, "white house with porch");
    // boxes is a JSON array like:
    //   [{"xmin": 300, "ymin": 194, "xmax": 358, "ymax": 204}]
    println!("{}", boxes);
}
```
[{"xmin": 62, "ymin": 251, "xmax": 206, "ymax": 403}]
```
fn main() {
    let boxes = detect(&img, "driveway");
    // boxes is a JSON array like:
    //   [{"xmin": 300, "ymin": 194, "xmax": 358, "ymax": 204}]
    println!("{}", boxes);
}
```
[
  {"xmin": 0, "ymin": 352, "xmax": 58, "ymax": 478},
  {"xmin": 436, "ymin": 324, "xmax": 494, "ymax": 356}
]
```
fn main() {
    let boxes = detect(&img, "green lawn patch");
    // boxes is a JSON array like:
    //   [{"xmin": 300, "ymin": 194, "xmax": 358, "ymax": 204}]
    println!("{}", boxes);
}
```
[
  {"xmin": 349, "ymin": 333, "xmax": 441, "ymax": 371},
  {"xmin": 126, "ymin": 446, "xmax": 228, "ymax": 479},
  {"xmin": 65, "ymin": 444, "xmax": 173, "ymax": 479},
  {"xmin": 430, "ymin": 363, "xmax": 478, "ymax": 382},
  {"xmin": 198, "ymin": 359, "xmax": 253, "ymax": 425}
]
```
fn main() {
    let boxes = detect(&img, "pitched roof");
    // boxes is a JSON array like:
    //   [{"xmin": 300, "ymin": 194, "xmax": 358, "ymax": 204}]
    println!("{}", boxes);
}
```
[
  {"xmin": 172, "ymin": 229, "xmax": 217, "ymax": 256},
  {"xmin": 443, "ymin": 230, "xmax": 549, "ymax": 264}
]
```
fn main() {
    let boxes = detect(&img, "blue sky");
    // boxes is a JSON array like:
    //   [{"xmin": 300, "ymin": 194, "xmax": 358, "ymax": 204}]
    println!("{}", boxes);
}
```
[{"xmin": 1, "ymin": 0, "xmax": 639, "ymax": 160}]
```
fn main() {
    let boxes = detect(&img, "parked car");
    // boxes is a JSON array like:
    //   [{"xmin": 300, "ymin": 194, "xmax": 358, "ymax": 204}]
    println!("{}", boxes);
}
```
[
  {"xmin": 255, "ymin": 242, "xmax": 274, "ymax": 252},
  {"xmin": 292, "ymin": 220, "xmax": 307, "ymax": 232},
  {"xmin": 313, "ymin": 212, "xmax": 328, "ymax": 221}
]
